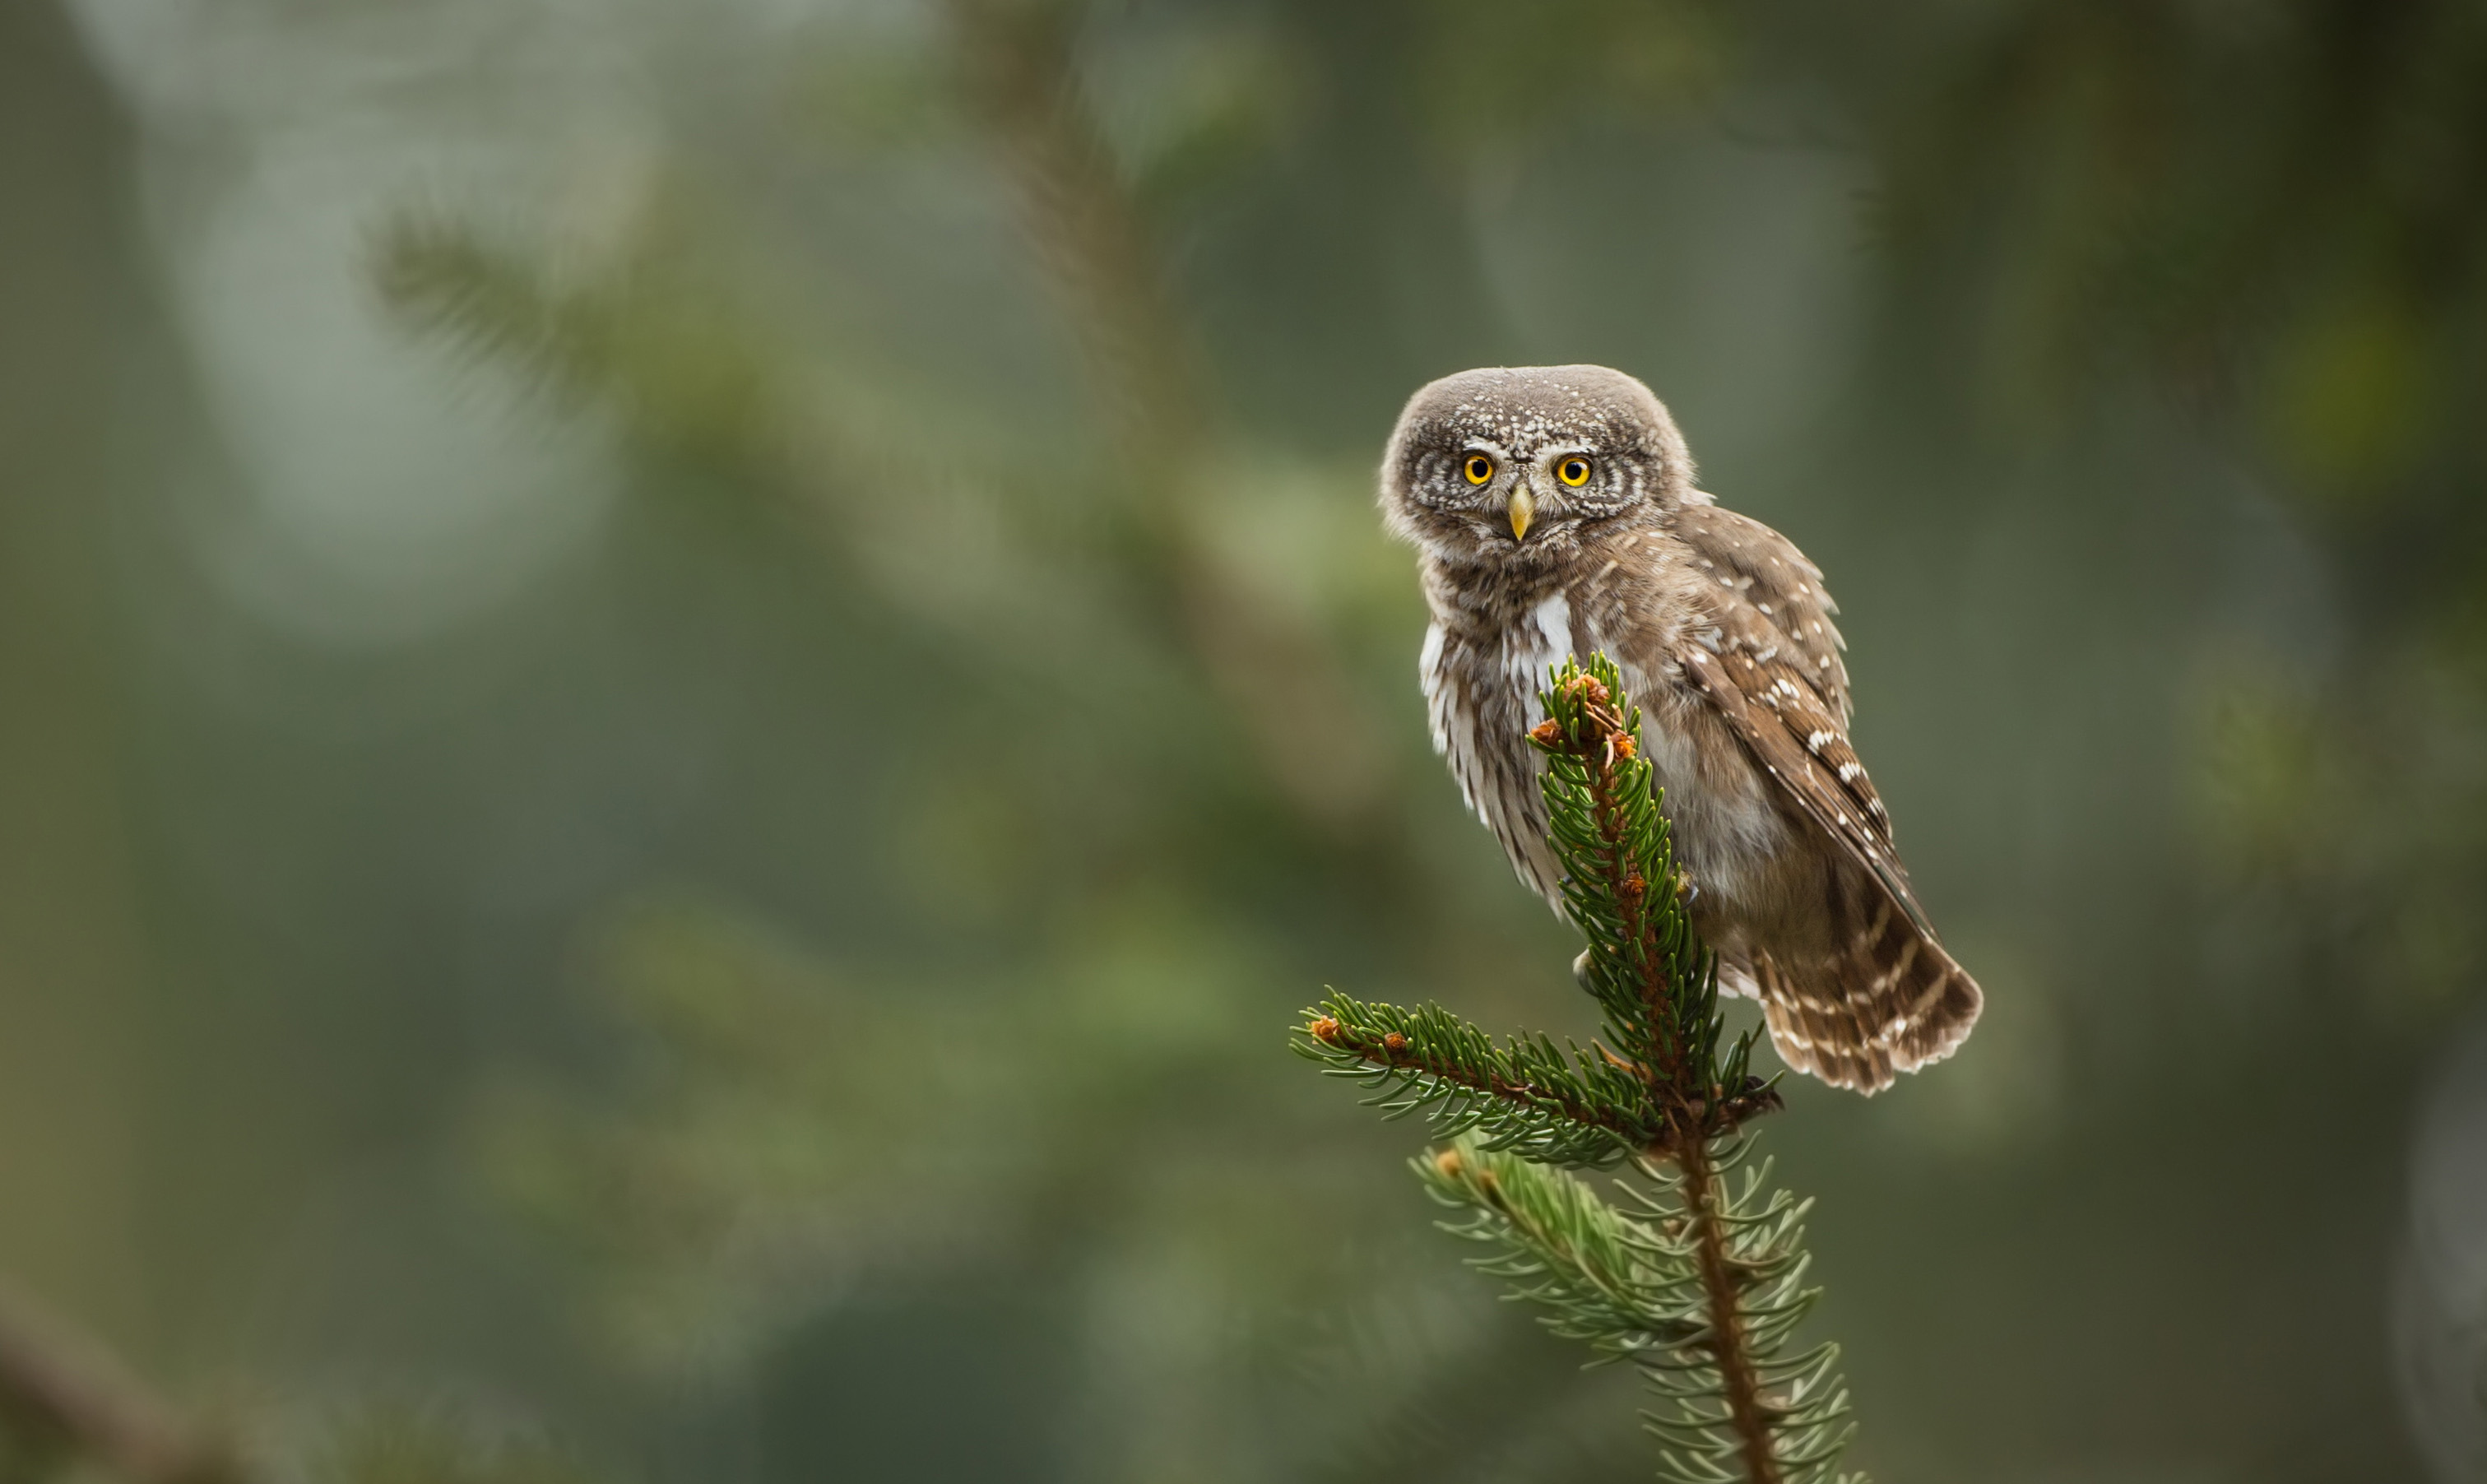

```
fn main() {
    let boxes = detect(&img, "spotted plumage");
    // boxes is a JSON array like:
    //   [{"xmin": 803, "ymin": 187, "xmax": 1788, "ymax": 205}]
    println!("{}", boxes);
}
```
[{"xmin": 1380, "ymin": 364, "xmax": 1980, "ymax": 1092}]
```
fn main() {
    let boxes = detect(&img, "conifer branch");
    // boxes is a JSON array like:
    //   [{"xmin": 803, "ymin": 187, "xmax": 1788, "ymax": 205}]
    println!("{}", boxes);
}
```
[
  {"xmin": 1295, "ymin": 992, "xmax": 1663, "ymax": 1163},
  {"xmin": 1674, "ymin": 1139, "xmax": 1789, "ymax": 1484},
  {"xmin": 1294, "ymin": 655, "xmax": 1869, "ymax": 1484}
]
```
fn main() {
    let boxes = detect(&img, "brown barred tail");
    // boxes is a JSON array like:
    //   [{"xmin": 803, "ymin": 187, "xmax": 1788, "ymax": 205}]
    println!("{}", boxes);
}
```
[{"xmin": 1751, "ymin": 893, "xmax": 1984, "ymax": 1094}]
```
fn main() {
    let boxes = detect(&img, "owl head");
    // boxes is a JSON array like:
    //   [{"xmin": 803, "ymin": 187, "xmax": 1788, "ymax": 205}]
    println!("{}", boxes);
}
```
[{"xmin": 1379, "ymin": 364, "xmax": 1694, "ymax": 568}]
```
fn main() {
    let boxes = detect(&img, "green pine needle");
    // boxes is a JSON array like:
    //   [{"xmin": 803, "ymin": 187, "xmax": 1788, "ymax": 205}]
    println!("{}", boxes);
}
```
[{"xmin": 1292, "ymin": 990, "xmax": 1662, "ymax": 1165}]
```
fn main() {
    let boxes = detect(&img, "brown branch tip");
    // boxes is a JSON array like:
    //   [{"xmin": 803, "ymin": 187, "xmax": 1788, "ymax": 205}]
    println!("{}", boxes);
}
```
[{"xmin": 1531, "ymin": 673, "xmax": 1636, "ymax": 763}]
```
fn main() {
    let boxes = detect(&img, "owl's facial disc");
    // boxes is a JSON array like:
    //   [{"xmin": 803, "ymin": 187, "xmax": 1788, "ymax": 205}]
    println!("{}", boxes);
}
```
[{"xmin": 1379, "ymin": 366, "xmax": 1694, "ymax": 567}]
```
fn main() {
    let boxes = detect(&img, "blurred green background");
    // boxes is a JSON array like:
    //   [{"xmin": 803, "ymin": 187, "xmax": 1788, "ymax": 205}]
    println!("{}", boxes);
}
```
[{"xmin": 5, "ymin": 0, "xmax": 2486, "ymax": 1479}]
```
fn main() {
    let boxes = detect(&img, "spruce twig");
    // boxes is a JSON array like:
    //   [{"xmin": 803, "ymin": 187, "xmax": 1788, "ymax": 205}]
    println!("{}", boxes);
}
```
[
  {"xmin": 1296, "ymin": 655, "xmax": 1863, "ymax": 1484},
  {"xmin": 1295, "ymin": 991, "xmax": 1664, "ymax": 1162}
]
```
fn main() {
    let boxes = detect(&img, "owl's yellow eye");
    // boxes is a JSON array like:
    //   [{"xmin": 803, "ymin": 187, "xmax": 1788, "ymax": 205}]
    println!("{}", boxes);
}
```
[
  {"xmin": 1463, "ymin": 454, "xmax": 1495, "ymax": 485},
  {"xmin": 1557, "ymin": 456, "xmax": 1593, "ymax": 487}
]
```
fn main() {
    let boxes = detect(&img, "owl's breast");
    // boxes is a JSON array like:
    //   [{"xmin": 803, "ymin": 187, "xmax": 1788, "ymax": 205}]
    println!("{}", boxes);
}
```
[
  {"xmin": 1421, "ymin": 563, "xmax": 1796, "ymax": 921},
  {"xmin": 1420, "ymin": 585, "xmax": 1584, "ymax": 903}
]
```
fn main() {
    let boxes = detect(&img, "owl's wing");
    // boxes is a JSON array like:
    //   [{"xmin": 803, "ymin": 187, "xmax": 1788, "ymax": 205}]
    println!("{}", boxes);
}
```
[
  {"xmin": 1675, "ymin": 640, "xmax": 1925, "ymax": 936},
  {"xmin": 1663, "ymin": 507, "xmax": 1980, "ymax": 1090},
  {"xmin": 1670, "ymin": 503, "xmax": 1913, "ymax": 918},
  {"xmin": 1673, "ymin": 499, "xmax": 1851, "ymax": 720}
]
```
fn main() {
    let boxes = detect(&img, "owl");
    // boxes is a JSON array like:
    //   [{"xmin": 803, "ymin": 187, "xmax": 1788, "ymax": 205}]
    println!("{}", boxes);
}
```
[{"xmin": 1380, "ymin": 364, "xmax": 1980, "ymax": 1092}]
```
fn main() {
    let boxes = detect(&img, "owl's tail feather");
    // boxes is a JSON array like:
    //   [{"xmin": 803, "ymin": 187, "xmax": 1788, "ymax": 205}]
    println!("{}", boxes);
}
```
[{"xmin": 1749, "ymin": 885, "xmax": 1983, "ymax": 1094}]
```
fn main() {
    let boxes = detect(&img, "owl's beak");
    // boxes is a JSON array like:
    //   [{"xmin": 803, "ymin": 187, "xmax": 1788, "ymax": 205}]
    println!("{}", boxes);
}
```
[{"xmin": 1506, "ymin": 485, "xmax": 1535, "ymax": 542}]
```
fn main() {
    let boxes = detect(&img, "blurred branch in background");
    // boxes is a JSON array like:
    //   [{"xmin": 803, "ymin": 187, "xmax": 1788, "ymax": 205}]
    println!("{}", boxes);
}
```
[
  {"xmin": 944, "ymin": 0, "xmax": 1390, "ymax": 828},
  {"xmin": 944, "ymin": 0, "xmax": 1208, "ymax": 471},
  {"xmin": 0, "ymin": 1286, "xmax": 623, "ymax": 1484},
  {"xmin": 0, "ymin": 1287, "xmax": 238, "ymax": 1484},
  {"xmin": 372, "ymin": 216, "xmax": 788, "ymax": 471},
  {"xmin": 376, "ymin": 0, "xmax": 1392, "ymax": 834},
  {"xmin": 466, "ymin": 899, "xmax": 1073, "ymax": 1373}
]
